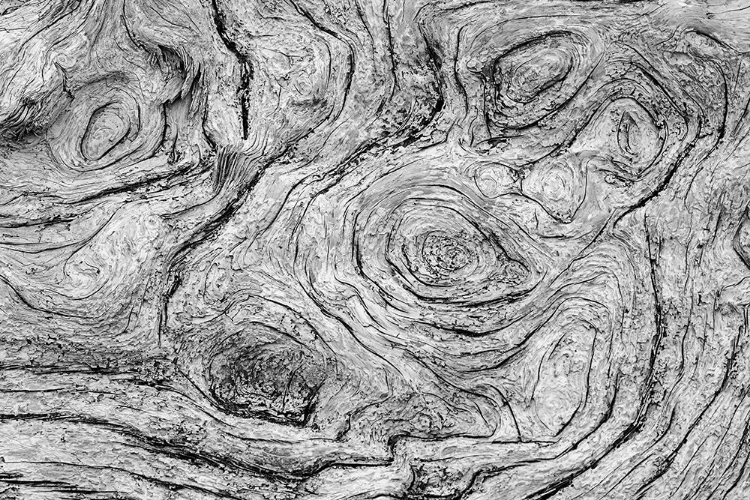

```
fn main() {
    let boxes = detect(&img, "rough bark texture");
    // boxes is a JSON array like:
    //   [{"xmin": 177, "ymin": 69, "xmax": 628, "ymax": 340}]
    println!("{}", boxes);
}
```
[{"xmin": 1, "ymin": 0, "xmax": 750, "ymax": 498}]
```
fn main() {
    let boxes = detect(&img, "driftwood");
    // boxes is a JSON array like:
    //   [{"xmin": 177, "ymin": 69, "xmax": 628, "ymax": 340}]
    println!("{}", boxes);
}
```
[{"xmin": 1, "ymin": 0, "xmax": 749, "ymax": 498}]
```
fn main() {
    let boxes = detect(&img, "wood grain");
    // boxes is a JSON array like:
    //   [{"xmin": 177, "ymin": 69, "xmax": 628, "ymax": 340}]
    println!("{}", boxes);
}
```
[{"xmin": 1, "ymin": 0, "xmax": 749, "ymax": 498}]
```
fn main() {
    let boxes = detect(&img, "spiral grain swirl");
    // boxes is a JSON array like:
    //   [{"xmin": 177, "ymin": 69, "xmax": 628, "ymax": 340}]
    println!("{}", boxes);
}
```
[{"xmin": 1, "ymin": 0, "xmax": 749, "ymax": 499}]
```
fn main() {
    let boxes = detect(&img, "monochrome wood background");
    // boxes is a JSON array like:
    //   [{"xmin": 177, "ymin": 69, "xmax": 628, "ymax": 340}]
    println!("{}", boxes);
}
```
[{"xmin": 1, "ymin": 0, "xmax": 749, "ymax": 498}]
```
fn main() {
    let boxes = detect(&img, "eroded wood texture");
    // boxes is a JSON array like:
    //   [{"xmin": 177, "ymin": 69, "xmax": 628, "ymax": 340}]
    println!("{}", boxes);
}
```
[{"xmin": 1, "ymin": 0, "xmax": 750, "ymax": 498}]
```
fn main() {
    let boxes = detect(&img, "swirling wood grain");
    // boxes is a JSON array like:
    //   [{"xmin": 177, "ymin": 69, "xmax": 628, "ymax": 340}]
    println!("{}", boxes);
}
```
[{"xmin": 1, "ymin": 0, "xmax": 749, "ymax": 499}]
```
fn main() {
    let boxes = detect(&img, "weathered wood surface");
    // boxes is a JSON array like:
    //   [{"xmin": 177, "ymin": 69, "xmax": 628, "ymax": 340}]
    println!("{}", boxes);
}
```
[{"xmin": 1, "ymin": 0, "xmax": 750, "ymax": 498}]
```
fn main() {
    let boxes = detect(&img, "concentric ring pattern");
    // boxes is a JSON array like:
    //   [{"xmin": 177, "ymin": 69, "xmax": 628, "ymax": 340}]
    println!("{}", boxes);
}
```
[{"xmin": 1, "ymin": 1, "xmax": 749, "ymax": 499}]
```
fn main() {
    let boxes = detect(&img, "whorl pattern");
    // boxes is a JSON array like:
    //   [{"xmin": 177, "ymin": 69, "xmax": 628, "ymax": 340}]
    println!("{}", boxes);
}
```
[{"xmin": 1, "ymin": 0, "xmax": 749, "ymax": 499}]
